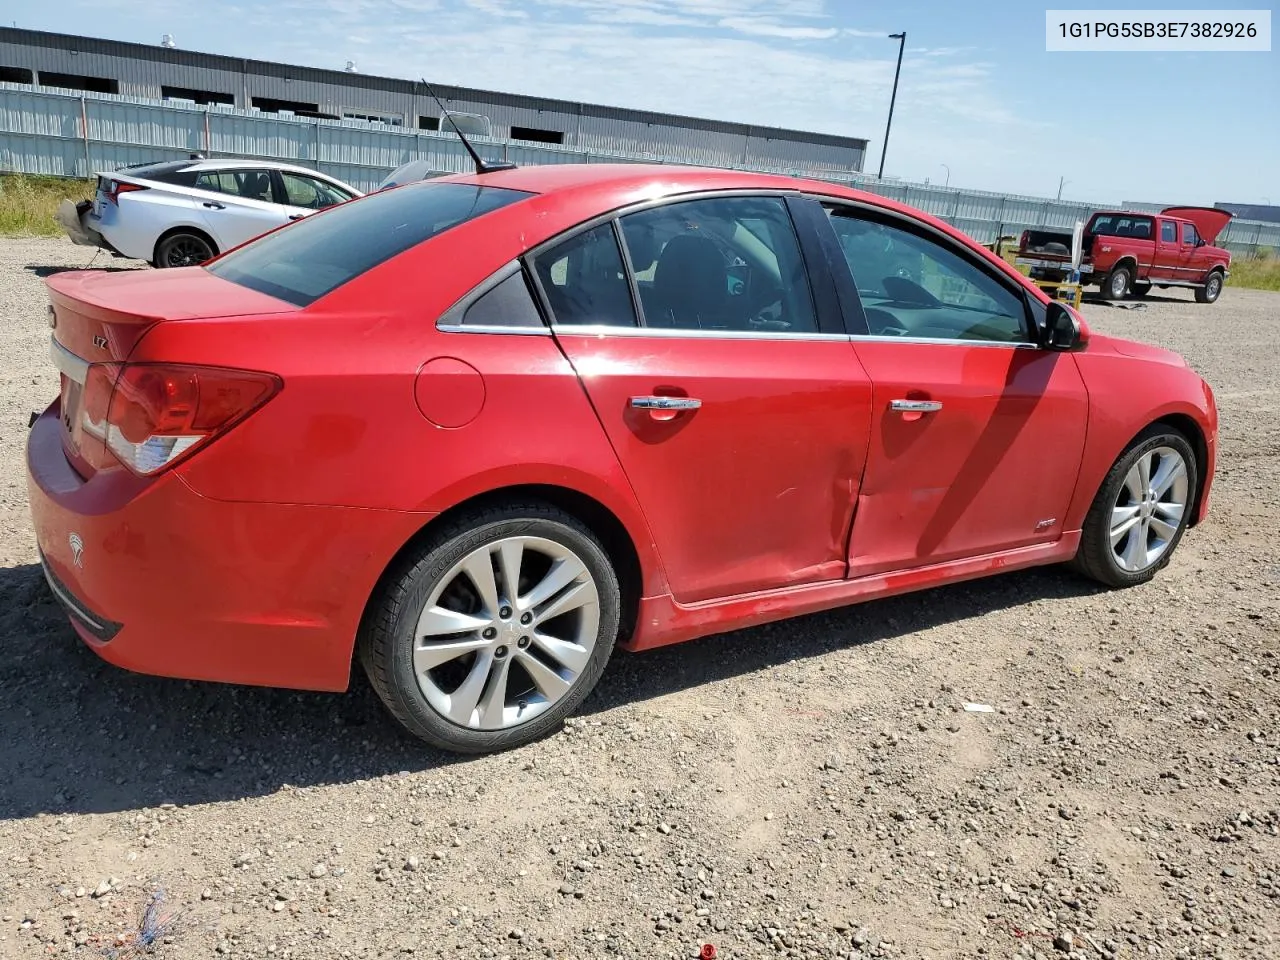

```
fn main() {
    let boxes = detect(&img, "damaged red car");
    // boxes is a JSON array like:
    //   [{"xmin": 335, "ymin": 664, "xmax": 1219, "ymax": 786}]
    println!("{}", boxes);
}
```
[{"xmin": 28, "ymin": 163, "xmax": 1217, "ymax": 753}]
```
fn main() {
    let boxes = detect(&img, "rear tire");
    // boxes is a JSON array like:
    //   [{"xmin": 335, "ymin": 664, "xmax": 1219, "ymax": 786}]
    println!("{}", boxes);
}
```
[
  {"xmin": 358, "ymin": 502, "xmax": 620, "ymax": 754},
  {"xmin": 1070, "ymin": 427, "xmax": 1198, "ymax": 589},
  {"xmin": 153, "ymin": 231, "xmax": 216, "ymax": 268},
  {"xmin": 1194, "ymin": 270, "xmax": 1224, "ymax": 304},
  {"xmin": 1100, "ymin": 264, "xmax": 1133, "ymax": 301}
]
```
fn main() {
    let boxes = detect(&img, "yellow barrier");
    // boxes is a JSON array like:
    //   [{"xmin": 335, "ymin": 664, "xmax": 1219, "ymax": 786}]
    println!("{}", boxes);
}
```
[{"xmin": 1030, "ymin": 279, "xmax": 1083, "ymax": 310}]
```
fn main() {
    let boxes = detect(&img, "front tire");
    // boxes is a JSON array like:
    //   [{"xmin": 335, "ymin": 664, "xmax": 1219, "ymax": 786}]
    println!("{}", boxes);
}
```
[
  {"xmin": 359, "ymin": 503, "xmax": 620, "ymax": 753},
  {"xmin": 1195, "ymin": 271, "xmax": 1224, "ymax": 304},
  {"xmin": 1071, "ymin": 427, "xmax": 1198, "ymax": 588}
]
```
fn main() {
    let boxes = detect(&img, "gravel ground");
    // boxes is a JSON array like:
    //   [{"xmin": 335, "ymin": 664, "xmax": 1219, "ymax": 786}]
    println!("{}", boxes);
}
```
[{"xmin": 0, "ymin": 236, "xmax": 1276, "ymax": 960}]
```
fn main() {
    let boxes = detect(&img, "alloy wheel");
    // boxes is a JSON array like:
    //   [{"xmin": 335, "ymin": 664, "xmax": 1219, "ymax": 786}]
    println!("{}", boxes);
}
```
[
  {"xmin": 412, "ymin": 536, "xmax": 600, "ymax": 730},
  {"xmin": 164, "ymin": 235, "xmax": 214, "ymax": 267},
  {"xmin": 1109, "ymin": 445, "xmax": 1189, "ymax": 573}
]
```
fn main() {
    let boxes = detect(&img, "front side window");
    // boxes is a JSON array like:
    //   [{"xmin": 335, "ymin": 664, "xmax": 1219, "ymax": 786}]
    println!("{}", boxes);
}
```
[
  {"xmin": 619, "ymin": 196, "xmax": 818, "ymax": 333},
  {"xmin": 530, "ymin": 223, "xmax": 637, "ymax": 327},
  {"xmin": 207, "ymin": 182, "xmax": 532, "ymax": 307},
  {"xmin": 1161, "ymin": 220, "xmax": 1177, "ymax": 243},
  {"xmin": 279, "ymin": 172, "xmax": 355, "ymax": 209},
  {"xmin": 1182, "ymin": 222, "xmax": 1201, "ymax": 246},
  {"xmin": 827, "ymin": 210, "xmax": 1028, "ymax": 343}
]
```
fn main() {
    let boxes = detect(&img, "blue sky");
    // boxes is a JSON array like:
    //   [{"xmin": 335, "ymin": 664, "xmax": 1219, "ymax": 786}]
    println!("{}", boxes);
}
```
[{"xmin": 15, "ymin": 0, "xmax": 1279, "ymax": 204}]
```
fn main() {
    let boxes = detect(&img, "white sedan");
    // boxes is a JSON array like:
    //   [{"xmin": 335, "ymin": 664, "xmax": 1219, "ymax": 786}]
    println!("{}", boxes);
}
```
[{"xmin": 57, "ymin": 157, "xmax": 363, "ymax": 268}]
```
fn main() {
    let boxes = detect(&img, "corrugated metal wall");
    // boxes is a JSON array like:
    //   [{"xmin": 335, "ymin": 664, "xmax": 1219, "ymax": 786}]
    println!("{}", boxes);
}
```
[
  {"xmin": 3, "ymin": 86, "xmax": 1278, "ymax": 258},
  {"xmin": 0, "ymin": 30, "xmax": 868, "ymax": 174}
]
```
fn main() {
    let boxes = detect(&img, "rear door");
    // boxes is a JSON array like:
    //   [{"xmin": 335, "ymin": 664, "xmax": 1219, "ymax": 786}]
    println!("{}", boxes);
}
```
[
  {"xmin": 193, "ymin": 168, "xmax": 292, "ymax": 251},
  {"xmin": 818, "ymin": 202, "xmax": 1089, "ymax": 577},
  {"xmin": 1151, "ymin": 218, "xmax": 1180, "ymax": 280},
  {"xmin": 531, "ymin": 193, "xmax": 873, "ymax": 604}
]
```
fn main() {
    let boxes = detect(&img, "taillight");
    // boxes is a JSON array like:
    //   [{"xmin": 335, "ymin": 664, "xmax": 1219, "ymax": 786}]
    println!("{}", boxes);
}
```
[
  {"xmin": 102, "ymin": 180, "xmax": 147, "ymax": 205},
  {"xmin": 1020, "ymin": 230, "xmax": 1029, "ymax": 248},
  {"xmin": 80, "ymin": 362, "xmax": 280, "ymax": 475}
]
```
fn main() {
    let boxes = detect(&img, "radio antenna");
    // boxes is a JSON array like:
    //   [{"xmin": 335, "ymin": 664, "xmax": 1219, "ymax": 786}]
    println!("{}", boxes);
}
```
[{"xmin": 420, "ymin": 79, "xmax": 516, "ymax": 175}]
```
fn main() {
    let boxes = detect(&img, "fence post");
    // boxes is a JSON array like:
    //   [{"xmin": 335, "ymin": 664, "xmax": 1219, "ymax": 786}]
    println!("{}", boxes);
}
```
[
  {"xmin": 79, "ymin": 95, "xmax": 91, "ymax": 178},
  {"xmin": 203, "ymin": 108, "xmax": 211, "ymax": 154}
]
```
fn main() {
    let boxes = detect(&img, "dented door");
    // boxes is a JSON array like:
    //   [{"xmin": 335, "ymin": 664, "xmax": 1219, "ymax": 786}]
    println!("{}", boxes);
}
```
[{"xmin": 555, "ymin": 330, "xmax": 873, "ymax": 604}]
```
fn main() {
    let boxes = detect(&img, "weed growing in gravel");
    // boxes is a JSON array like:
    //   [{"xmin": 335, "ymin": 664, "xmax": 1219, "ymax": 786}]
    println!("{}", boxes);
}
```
[
  {"xmin": 0, "ymin": 174, "xmax": 95, "ymax": 236},
  {"xmin": 1226, "ymin": 253, "xmax": 1280, "ymax": 292}
]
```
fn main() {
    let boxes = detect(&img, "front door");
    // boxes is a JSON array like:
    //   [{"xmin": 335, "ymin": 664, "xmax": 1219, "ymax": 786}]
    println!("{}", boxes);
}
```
[
  {"xmin": 821, "ymin": 205, "xmax": 1089, "ymax": 577},
  {"xmin": 1177, "ymin": 221, "xmax": 1207, "ymax": 281},
  {"xmin": 530, "ymin": 195, "xmax": 873, "ymax": 604}
]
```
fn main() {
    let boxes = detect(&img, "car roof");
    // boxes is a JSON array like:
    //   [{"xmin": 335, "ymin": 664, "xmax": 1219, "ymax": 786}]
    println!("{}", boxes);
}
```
[
  {"xmin": 432, "ymin": 162, "xmax": 924, "ymax": 231},
  {"xmin": 187, "ymin": 158, "xmax": 331, "ymax": 175},
  {"xmin": 439, "ymin": 162, "xmax": 833, "ymax": 197}
]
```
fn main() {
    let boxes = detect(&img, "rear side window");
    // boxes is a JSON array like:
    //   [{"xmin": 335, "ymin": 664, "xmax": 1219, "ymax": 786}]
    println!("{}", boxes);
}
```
[
  {"xmin": 530, "ymin": 223, "xmax": 638, "ymax": 327},
  {"xmin": 460, "ymin": 271, "xmax": 544, "ymax": 328},
  {"xmin": 1090, "ymin": 215, "xmax": 1153, "ymax": 239},
  {"xmin": 207, "ymin": 182, "xmax": 532, "ymax": 307},
  {"xmin": 1161, "ymin": 220, "xmax": 1176, "ymax": 243}
]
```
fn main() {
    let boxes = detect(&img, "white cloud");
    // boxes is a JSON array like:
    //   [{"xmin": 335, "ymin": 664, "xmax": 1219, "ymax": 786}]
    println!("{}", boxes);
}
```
[{"xmin": 717, "ymin": 17, "xmax": 839, "ymax": 40}]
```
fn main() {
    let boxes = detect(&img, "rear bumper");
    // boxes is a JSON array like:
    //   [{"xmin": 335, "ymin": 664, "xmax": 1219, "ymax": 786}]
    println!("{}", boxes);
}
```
[
  {"xmin": 56, "ymin": 199, "xmax": 108, "ymax": 249},
  {"xmin": 26, "ymin": 404, "xmax": 432, "ymax": 692}
]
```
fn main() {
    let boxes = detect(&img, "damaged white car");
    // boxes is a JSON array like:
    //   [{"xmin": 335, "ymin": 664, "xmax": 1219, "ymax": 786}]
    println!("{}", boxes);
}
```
[{"xmin": 57, "ymin": 156, "xmax": 362, "ymax": 267}]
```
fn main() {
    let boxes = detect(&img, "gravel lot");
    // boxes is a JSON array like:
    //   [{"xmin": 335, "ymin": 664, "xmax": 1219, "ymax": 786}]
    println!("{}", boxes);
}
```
[{"xmin": 1, "ymin": 236, "xmax": 1276, "ymax": 960}]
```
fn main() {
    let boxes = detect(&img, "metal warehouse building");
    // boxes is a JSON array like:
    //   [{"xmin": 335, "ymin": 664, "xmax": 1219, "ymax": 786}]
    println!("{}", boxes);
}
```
[{"xmin": 0, "ymin": 27, "xmax": 868, "ymax": 175}]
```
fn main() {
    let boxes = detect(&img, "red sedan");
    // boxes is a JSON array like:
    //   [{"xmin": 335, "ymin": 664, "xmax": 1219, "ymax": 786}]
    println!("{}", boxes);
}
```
[{"xmin": 28, "ymin": 164, "xmax": 1218, "ymax": 753}]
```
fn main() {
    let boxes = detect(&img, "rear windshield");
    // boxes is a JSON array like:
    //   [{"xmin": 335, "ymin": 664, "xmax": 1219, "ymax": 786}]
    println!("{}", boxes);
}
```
[
  {"xmin": 206, "ymin": 182, "xmax": 533, "ymax": 307},
  {"xmin": 1089, "ymin": 214, "xmax": 1154, "ymax": 239}
]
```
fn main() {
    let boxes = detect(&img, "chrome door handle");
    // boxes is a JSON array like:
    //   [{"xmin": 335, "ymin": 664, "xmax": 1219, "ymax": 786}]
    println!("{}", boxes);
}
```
[
  {"xmin": 890, "ymin": 399, "xmax": 943, "ymax": 413},
  {"xmin": 629, "ymin": 396, "xmax": 701, "ymax": 411}
]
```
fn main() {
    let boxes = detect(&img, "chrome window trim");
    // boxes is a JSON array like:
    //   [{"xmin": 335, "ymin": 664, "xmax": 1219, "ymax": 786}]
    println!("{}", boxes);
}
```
[
  {"xmin": 437, "ymin": 322, "xmax": 552, "ymax": 336},
  {"xmin": 548, "ymin": 323, "xmax": 851, "ymax": 342},
  {"xmin": 435, "ymin": 259, "xmax": 552, "ymax": 335},
  {"xmin": 850, "ymin": 334, "xmax": 1040, "ymax": 350}
]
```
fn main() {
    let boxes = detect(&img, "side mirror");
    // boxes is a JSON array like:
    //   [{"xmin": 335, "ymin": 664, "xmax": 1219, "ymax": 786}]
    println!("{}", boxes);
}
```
[{"xmin": 1043, "ymin": 301, "xmax": 1082, "ymax": 351}]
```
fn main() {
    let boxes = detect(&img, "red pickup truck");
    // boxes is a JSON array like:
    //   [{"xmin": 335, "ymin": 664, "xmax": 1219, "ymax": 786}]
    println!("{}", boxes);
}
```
[{"xmin": 1016, "ymin": 206, "xmax": 1232, "ymax": 304}]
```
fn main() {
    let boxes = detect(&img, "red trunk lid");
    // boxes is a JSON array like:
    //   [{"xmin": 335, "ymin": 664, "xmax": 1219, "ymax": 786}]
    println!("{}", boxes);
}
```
[
  {"xmin": 1161, "ymin": 206, "xmax": 1234, "ymax": 245},
  {"xmin": 46, "ymin": 267, "xmax": 294, "ymax": 478}
]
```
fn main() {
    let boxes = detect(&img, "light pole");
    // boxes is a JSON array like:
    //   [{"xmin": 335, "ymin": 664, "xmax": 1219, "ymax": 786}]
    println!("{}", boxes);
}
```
[
  {"xmin": 877, "ymin": 31, "xmax": 906, "ymax": 180},
  {"xmin": 940, "ymin": 163, "xmax": 950, "ymax": 188},
  {"xmin": 1056, "ymin": 176, "xmax": 1070, "ymax": 201}
]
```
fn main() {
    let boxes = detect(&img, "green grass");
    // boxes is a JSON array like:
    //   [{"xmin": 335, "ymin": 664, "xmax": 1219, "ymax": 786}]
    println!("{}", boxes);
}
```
[
  {"xmin": 1225, "ymin": 255, "xmax": 1280, "ymax": 292},
  {"xmin": 0, "ymin": 174, "xmax": 95, "ymax": 236}
]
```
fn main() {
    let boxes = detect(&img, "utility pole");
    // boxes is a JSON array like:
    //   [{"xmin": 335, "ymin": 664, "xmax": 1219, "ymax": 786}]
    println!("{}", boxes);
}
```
[
  {"xmin": 1057, "ymin": 176, "xmax": 1069, "ymax": 201},
  {"xmin": 940, "ymin": 163, "xmax": 950, "ymax": 188},
  {"xmin": 877, "ymin": 32, "xmax": 906, "ymax": 180}
]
